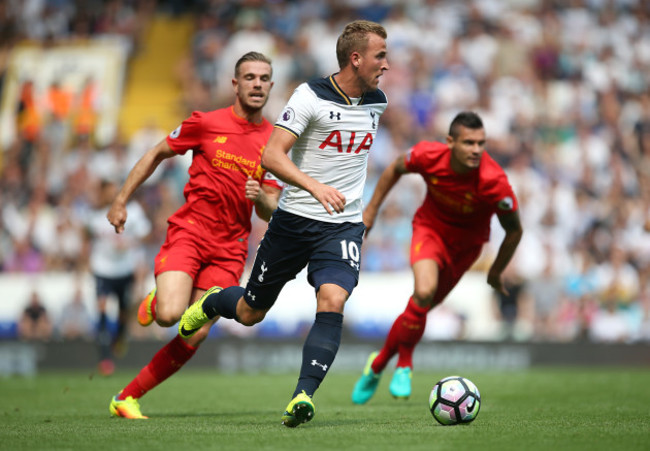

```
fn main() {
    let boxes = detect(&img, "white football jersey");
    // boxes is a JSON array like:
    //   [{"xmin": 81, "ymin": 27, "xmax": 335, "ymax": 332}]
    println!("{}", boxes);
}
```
[
  {"xmin": 274, "ymin": 75, "xmax": 387, "ymax": 223},
  {"xmin": 84, "ymin": 201, "xmax": 151, "ymax": 278}
]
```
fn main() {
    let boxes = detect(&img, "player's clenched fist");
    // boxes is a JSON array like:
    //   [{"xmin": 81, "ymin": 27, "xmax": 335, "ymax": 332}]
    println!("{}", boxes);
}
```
[
  {"xmin": 245, "ymin": 176, "xmax": 261, "ymax": 201},
  {"xmin": 107, "ymin": 202, "xmax": 127, "ymax": 234}
]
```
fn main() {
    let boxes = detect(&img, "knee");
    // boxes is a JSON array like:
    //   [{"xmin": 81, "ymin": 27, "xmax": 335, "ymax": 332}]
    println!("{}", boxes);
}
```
[
  {"xmin": 317, "ymin": 290, "xmax": 348, "ymax": 313},
  {"xmin": 318, "ymin": 298, "xmax": 346, "ymax": 313},
  {"xmin": 237, "ymin": 308, "xmax": 266, "ymax": 326},
  {"xmin": 155, "ymin": 303, "xmax": 184, "ymax": 327},
  {"xmin": 412, "ymin": 287, "xmax": 436, "ymax": 309}
]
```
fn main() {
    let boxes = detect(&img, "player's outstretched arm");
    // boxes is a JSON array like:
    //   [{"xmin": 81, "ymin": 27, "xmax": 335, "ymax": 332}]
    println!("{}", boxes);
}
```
[
  {"xmin": 261, "ymin": 127, "xmax": 346, "ymax": 215},
  {"xmin": 487, "ymin": 210, "xmax": 523, "ymax": 295},
  {"xmin": 363, "ymin": 154, "xmax": 408, "ymax": 233},
  {"xmin": 245, "ymin": 176, "xmax": 281, "ymax": 222},
  {"xmin": 107, "ymin": 139, "xmax": 176, "ymax": 233}
]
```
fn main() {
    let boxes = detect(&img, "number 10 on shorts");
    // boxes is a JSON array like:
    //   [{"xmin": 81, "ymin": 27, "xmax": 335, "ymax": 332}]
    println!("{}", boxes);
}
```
[{"xmin": 340, "ymin": 239, "xmax": 360, "ymax": 268}]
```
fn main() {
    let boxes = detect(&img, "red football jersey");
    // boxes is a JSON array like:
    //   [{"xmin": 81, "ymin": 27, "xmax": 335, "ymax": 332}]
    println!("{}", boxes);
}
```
[
  {"xmin": 165, "ymin": 107, "xmax": 279, "ymax": 247},
  {"xmin": 404, "ymin": 141, "xmax": 518, "ymax": 246}
]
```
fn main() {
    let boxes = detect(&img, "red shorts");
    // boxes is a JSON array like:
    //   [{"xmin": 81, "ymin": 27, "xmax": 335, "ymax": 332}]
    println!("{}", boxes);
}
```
[
  {"xmin": 154, "ymin": 223, "xmax": 246, "ymax": 290},
  {"xmin": 410, "ymin": 223, "xmax": 483, "ymax": 304}
]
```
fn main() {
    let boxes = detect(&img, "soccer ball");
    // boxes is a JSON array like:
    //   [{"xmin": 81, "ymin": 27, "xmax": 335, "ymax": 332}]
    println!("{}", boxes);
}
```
[{"xmin": 428, "ymin": 376, "xmax": 481, "ymax": 425}]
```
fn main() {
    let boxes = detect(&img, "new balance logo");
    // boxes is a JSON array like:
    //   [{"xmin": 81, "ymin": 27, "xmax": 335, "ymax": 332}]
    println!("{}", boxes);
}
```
[
  {"xmin": 329, "ymin": 111, "xmax": 341, "ymax": 120},
  {"xmin": 311, "ymin": 360, "xmax": 328, "ymax": 371}
]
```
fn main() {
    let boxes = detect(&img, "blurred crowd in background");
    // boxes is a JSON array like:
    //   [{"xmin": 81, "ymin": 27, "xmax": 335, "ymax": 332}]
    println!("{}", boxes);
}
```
[{"xmin": 2, "ymin": 0, "xmax": 650, "ymax": 345}]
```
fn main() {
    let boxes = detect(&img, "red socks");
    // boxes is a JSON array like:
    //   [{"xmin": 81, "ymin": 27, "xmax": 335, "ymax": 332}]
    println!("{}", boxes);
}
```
[
  {"xmin": 118, "ymin": 335, "xmax": 197, "ymax": 400},
  {"xmin": 371, "ymin": 297, "xmax": 429, "ymax": 373}
]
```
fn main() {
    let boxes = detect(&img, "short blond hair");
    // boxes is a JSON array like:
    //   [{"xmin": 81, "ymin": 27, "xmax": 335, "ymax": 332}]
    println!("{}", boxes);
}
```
[{"xmin": 335, "ymin": 20, "xmax": 387, "ymax": 69}]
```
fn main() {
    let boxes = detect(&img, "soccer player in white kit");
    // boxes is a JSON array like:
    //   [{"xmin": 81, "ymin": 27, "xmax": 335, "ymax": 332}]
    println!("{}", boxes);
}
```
[
  {"xmin": 179, "ymin": 19, "xmax": 389, "ymax": 427},
  {"xmin": 84, "ymin": 179, "xmax": 151, "ymax": 374}
]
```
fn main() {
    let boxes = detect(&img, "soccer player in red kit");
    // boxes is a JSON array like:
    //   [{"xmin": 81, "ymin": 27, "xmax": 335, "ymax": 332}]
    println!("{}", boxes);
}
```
[
  {"xmin": 352, "ymin": 111, "xmax": 523, "ymax": 403},
  {"xmin": 106, "ymin": 52, "xmax": 282, "ymax": 419}
]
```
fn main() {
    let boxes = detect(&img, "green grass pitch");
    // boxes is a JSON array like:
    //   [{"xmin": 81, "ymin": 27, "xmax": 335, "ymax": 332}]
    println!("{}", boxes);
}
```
[{"xmin": 1, "ymin": 367, "xmax": 649, "ymax": 450}]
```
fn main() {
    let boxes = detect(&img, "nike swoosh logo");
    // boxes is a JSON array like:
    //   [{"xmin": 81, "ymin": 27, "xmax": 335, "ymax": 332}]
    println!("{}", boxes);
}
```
[{"xmin": 180, "ymin": 325, "xmax": 199, "ymax": 336}]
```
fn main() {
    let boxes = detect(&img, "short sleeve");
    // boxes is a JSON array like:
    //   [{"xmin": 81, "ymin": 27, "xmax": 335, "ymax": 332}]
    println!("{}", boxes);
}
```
[
  {"xmin": 403, "ymin": 141, "xmax": 430, "ymax": 174},
  {"xmin": 482, "ymin": 168, "xmax": 519, "ymax": 215},
  {"xmin": 274, "ymin": 83, "xmax": 317, "ymax": 138},
  {"xmin": 492, "ymin": 177, "xmax": 518, "ymax": 215},
  {"xmin": 261, "ymin": 171, "xmax": 283, "ymax": 190},
  {"xmin": 165, "ymin": 111, "xmax": 205, "ymax": 155}
]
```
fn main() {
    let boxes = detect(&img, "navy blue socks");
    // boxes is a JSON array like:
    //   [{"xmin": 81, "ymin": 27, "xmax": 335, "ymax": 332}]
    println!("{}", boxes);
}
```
[
  {"xmin": 293, "ymin": 312, "xmax": 343, "ymax": 398},
  {"xmin": 200, "ymin": 290, "xmax": 343, "ymax": 399},
  {"xmin": 201, "ymin": 286, "xmax": 245, "ymax": 320}
]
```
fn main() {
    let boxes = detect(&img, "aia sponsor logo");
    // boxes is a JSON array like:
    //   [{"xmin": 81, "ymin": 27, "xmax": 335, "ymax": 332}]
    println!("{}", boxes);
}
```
[{"xmin": 319, "ymin": 130, "xmax": 373, "ymax": 154}]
